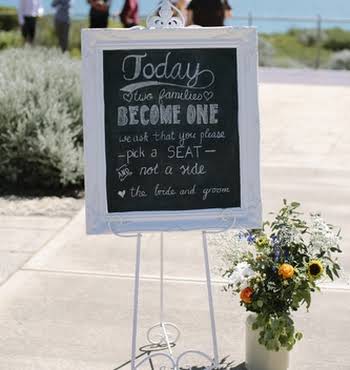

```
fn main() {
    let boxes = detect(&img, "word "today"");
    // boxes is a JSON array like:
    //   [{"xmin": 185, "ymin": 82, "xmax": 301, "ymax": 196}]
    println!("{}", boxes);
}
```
[{"xmin": 121, "ymin": 52, "xmax": 215, "ymax": 89}]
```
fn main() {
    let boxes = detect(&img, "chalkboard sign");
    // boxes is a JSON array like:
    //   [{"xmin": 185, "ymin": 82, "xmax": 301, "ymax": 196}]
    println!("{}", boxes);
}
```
[
  {"xmin": 82, "ymin": 27, "xmax": 261, "ymax": 234},
  {"xmin": 103, "ymin": 48, "xmax": 240, "ymax": 213}
]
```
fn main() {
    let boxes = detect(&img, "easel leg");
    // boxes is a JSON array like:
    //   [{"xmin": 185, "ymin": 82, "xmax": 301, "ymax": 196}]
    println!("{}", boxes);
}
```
[
  {"xmin": 160, "ymin": 232, "xmax": 164, "ymax": 325},
  {"xmin": 202, "ymin": 231, "xmax": 219, "ymax": 367},
  {"xmin": 131, "ymin": 233, "xmax": 142, "ymax": 370},
  {"xmin": 160, "ymin": 232, "xmax": 174, "ymax": 356}
]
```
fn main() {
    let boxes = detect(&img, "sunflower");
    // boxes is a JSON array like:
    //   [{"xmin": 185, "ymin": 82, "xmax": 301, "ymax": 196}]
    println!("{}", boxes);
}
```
[
  {"xmin": 307, "ymin": 260, "xmax": 324, "ymax": 280},
  {"xmin": 255, "ymin": 235, "xmax": 269, "ymax": 249}
]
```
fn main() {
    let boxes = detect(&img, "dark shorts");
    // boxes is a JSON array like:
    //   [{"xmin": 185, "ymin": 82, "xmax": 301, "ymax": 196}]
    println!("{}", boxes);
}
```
[
  {"xmin": 89, "ymin": 9, "xmax": 109, "ymax": 28},
  {"xmin": 55, "ymin": 19, "xmax": 70, "ymax": 52},
  {"xmin": 21, "ymin": 16, "xmax": 37, "ymax": 43}
]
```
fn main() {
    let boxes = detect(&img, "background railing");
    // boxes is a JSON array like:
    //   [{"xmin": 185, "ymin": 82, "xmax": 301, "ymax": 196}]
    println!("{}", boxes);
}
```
[
  {"xmin": 64, "ymin": 13, "xmax": 350, "ymax": 69},
  {"xmin": 2, "ymin": 7, "xmax": 350, "ymax": 69},
  {"xmin": 234, "ymin": 14, "xmax": 350, "ymax": 27}
]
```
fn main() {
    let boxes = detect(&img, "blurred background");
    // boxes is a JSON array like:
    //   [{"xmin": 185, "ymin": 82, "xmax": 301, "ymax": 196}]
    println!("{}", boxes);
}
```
[{"xmin": 1, "ymin": 0, "xmax": 350, "ymax": 68}]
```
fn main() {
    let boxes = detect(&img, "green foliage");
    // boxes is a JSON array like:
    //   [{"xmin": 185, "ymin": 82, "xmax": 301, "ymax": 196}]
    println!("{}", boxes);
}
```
[
  {"xmin": 0, "ymin": 6, "xmax": 18, "ymax": 31},
  {"xmin": 252, "ymin": 313, "xmax": 301, "ymax": 351},
  {"xmin": 0, "ymin": 30, "xmax": 22, "ymax": 50},
  {"xmin": 0, "ymin": 47, "xmax": 83, "ymax": 190},
  {"xmin": 262, "ymin": 32, "xmax": 331, "ymax": 68},
  {"xmin": 223, "ymin": 201, "xmax": 342, "ymax": 351},
  {"xmin": 288, "ymin": 28, "xmax": 328, "ymax": 47},
  {"xmin": 324, "ymin": 28, "xmax": 350, "ymax": 51}
]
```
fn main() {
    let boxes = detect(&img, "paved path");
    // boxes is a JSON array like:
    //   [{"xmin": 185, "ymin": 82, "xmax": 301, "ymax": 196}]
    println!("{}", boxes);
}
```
[
  {"xmin": 0, "ymin": 69, "xmax": 349, "ymax": 369},
  {"xmin": 0, "ymin": 216, "xmax": 71, "ymax": 286},
  {"xmin": 259, "ymin": 67, "xmax": 350, "ymax": 86}
]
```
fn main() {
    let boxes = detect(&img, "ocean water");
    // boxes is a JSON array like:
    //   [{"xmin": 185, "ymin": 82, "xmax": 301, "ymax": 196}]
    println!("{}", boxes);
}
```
[{"xmin": 2, "ymin": 0, "xmax": 350, "ymax": 32}]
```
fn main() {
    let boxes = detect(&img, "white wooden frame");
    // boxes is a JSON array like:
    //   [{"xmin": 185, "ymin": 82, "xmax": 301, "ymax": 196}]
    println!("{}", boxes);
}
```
[{"xmin": 81, "ymin": 27, "xmax": 261, "ymax": 234}]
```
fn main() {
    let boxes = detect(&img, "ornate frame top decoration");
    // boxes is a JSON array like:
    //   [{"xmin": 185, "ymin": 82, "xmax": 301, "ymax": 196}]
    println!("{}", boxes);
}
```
[{"xmin": 146, "ymin": 0, "xmax": 185, "ymax": 29}]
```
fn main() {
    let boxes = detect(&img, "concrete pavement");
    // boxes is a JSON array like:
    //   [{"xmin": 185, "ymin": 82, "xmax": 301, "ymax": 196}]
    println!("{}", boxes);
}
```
[
  {"xmin": 0, "ymin": 216, "xmax": 71, "ymax": 285},
  {"xmin": 0, "ymin": 69, "xmax": 350, "ymax": 369}
]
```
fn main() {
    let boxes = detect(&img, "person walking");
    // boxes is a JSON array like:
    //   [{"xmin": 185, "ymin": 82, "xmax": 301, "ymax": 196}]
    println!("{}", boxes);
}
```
[
  {"xmin": 52, "ymin": 0, "xmax": 70, "ymax": 52},
  {"xmin": 17, "ymin": 0, "xmax": 44, "ymax": 44},
  {"xmin": 88, "ymin": 0, "xmax": 112, "ymax": 28},
  {"xmin": 119, "ymin": 0, "xmax": 139, "ymax": 28},
  {"xmin": 186, "ymin": 0, "xmax": 231, "ymax": 27}
]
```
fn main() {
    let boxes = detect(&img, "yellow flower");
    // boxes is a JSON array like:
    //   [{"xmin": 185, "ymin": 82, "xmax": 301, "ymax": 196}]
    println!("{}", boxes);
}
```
[
  {"xmin": 240, "ymin": 287, "xmax": 254, "ymax": 304},
  {"xmin": 256, "ymin": 235, "xmax": 269, "ymax": 249},
  {"xmin": 307, "ymin": 260, "xmax": 324, "ymax": 280},
  {"xmin": 278, "ymin": 263, "xmax": 295, "ymax": 279}
]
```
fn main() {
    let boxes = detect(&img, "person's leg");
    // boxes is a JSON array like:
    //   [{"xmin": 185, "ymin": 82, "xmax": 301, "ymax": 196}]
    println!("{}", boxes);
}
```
[
  {"xmin": 90, "ymin": 14, "xmax": 99, "ymax": 28},
  {"xmin": 55, "ymin": 19, "xmax": 69, "ymax": 52},
  {"xmin": 54, "ymin": 19, "xmax": 61, "ymax": 48},
  {"xmin": 22, "ymin": 17, "xmax": 33, "ymax": 43},
  {"xmin": 89, "ymin": 9, "xmax": 101, "ymax": 28},
  {"xmin": 89, "ymin": 10, "xmax": 95, "ymax": 28},
  {"xmin": 101, "ymin": 12, "xmax": 109, "ymax": 28},
  {"xmin": 93, "ymin": 12, "xmax": 109, "ymax": 28},
  {"xmin": 61, "ymin": 22, "xmax": 69, "ymax": 52},
  {"xmin": 26, "ymin": 16, "xmax": 37, "ymax": 43},
  {"xmin": 21, "ymin": 20, "xmax": 27, "ymax": 41}
]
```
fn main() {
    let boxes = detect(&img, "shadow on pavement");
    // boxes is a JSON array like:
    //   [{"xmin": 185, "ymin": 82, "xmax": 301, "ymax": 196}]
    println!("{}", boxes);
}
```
[
  {"xmin": 179, "ymin": 356, "xmax": 246, "ymax": 370},
  {"xmin": 113, "ymin": 350, "xmax": 246, "ymax": 370}
]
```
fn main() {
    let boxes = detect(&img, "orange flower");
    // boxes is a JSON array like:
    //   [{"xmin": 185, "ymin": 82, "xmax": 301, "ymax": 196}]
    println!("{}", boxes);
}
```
[
  {"xmin": 240, "ymin": 287, "xmax": 254, "ymax": 304},
  {"xmin": 278, "ymin": 263, "xmax": 294, "ymax": 279}
]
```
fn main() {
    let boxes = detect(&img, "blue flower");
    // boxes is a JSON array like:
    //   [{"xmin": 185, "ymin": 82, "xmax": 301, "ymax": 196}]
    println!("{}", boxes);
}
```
[
  {"xmin": 247, "ymin": 234, "xmax": 255, "ymax": 245},
  {"xmin": 273, "ymin": 246, "xmax": 281, "ymax": 262},
  {"xmin": 271, "ymin": 235, "xmax": 278, "ymax": 245},
  {"xmin": 284, "ymin": 248, "xmax": 290, "ymax": 261}
]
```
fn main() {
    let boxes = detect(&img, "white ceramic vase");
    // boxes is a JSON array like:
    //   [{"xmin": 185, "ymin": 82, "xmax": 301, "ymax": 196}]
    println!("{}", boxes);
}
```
[{"xmin": 245, "ymin": 314, "xmax": 290, "ymax": 370}]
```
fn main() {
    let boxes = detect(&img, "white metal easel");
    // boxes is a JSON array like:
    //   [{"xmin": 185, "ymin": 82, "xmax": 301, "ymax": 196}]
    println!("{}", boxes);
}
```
[
  {"xmin": 108, "ymin": 2, "xmax": 238, "ymax": 368},
  {"xmin": 81, "ymin": 0, "xmax": 262, "ymax": 367},
  {"xmin": 109, "ymin": 214, "xmax": 236, "ymax": 370}
]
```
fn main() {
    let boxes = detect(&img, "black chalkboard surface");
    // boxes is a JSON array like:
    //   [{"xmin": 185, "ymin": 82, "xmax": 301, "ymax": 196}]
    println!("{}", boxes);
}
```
[{"xmin": 103, "ymin": 48, "xmax": 240, "ymax": 213}]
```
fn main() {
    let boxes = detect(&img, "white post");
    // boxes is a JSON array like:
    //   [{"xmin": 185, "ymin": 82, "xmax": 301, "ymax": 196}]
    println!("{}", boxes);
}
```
[
  {"xmin": 160, "ymin": 232, "xmax": 174, "ymax": 356},
  {"xmin": 202, "ymin": 231, "xmax": 219, "ymax": 367},
  {"xmin": 160, "ymin": 232, "xmax": 164, "ymax": 324},
  {"xmin": 131, "ymin": 233, "xmax": 142, "ymax": 370}
]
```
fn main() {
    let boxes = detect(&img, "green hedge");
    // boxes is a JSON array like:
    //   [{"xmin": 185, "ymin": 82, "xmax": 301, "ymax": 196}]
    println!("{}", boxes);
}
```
[
  {"xmin": 0, "ymin": 30, "xmax": 22, "ymax": 50},
  {"xmin": 0, "ymin": 6, "xmax": 18, "ymax": 31},
  {"xmin": 324, "ymin": 28, "xmax": 350, "ymax": 51},
  {"xmin": 0, "ymin": 47, "xmax": 83, "ymax": 190}
]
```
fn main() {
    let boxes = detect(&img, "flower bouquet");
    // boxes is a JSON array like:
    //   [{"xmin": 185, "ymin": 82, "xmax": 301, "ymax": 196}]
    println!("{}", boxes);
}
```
[{"xmin": 220, "ymin": 200, "xmax": 342, "ymax": 352}]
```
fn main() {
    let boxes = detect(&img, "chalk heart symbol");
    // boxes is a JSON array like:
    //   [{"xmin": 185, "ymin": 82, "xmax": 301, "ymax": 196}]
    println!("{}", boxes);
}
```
[
  {"xmin": 118, "ymin": 190, "xmax": 126, "ymax": 198},
  {"xmin": 123, "ymin": 92, "xmax": 133, "ymax": 103},
  {"xmin": 203, "ymin": 91, "xmax": 214, "ymax": 101}
]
